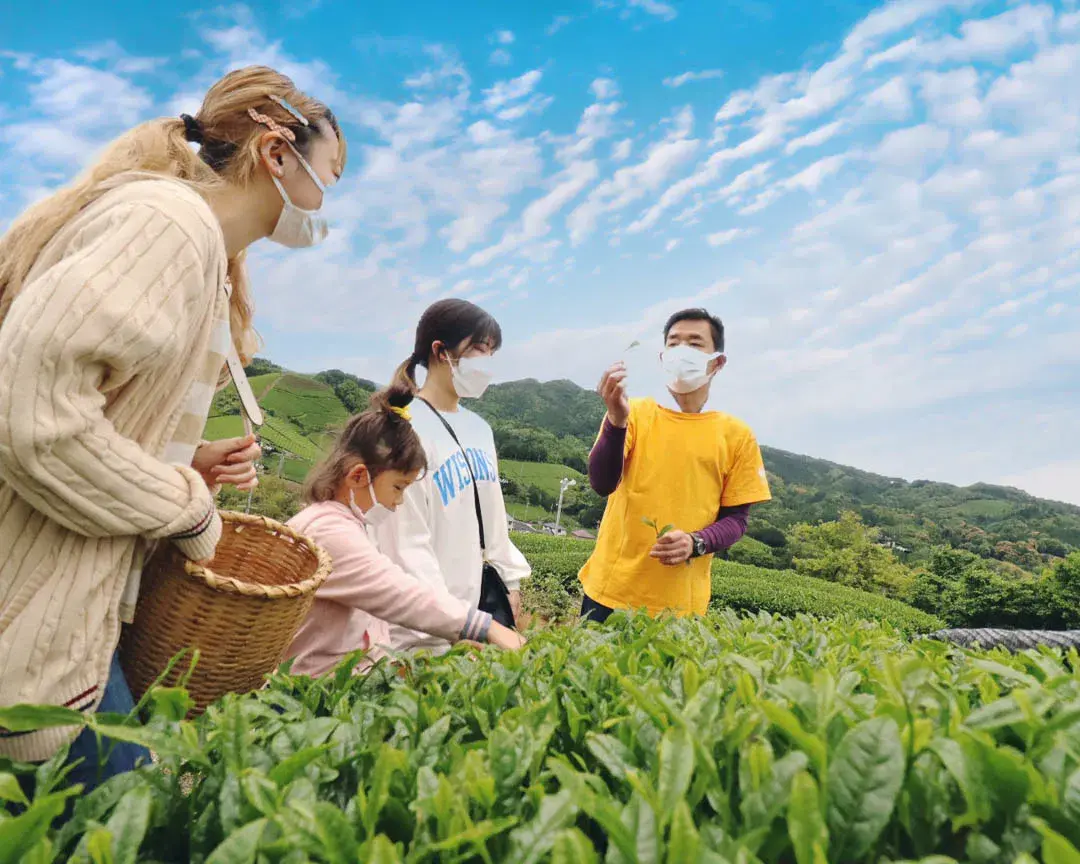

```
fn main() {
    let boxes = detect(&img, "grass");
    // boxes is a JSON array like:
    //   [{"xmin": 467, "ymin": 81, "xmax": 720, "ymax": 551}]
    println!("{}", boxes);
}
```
[
  {"xmin": 248, "ymin": 372, "xmax": 282, "ymax": 398},
  {"xmin": 500, "ymin": 459, "xmax": 586, "ymax": 497},
  {"xmin": 203, "ymin": 415, "xmax": 245, "ymax": 440}
]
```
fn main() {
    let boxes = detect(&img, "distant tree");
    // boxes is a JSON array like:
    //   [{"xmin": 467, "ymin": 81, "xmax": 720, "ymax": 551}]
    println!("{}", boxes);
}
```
[
  {"xmin": 1048, "ymin": 552, "xmax": 1080, "ymax": 627},
  {"xmin": 244, "ymin": 357, "xmax": 283, "ymax": 377},
  {"xmin": 790, "ymin": 511, "xmax": 913, "ymax": 597}
]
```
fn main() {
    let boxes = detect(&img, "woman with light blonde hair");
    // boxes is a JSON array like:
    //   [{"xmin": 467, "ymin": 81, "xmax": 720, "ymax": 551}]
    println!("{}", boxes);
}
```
[{"xmin": 0, "ymin": 65, "xmax": 346, "ymax": 789}]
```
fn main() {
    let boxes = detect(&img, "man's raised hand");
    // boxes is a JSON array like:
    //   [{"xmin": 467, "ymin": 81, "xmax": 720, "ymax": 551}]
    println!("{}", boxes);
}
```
[{"xmin": 598, "ymin": 361, "xmax": 630, "ymax": 428}]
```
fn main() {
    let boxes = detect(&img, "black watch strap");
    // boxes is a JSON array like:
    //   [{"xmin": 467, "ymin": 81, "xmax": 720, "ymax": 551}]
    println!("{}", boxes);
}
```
[{"xmin": 690, "ymin": 532, "xmax": 707, "ymax": 558}]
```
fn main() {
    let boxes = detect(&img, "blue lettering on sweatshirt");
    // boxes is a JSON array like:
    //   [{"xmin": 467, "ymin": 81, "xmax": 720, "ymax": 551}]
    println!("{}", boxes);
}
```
[{"xmin": 431, "ymin": 448, "xmax": 499, "ymax": 507}]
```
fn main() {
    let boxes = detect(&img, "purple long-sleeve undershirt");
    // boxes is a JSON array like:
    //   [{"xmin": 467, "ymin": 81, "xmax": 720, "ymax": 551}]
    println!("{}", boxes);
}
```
[{"xmin": 588, "ymin": 418, "xmax": 752, "ymax": 554}]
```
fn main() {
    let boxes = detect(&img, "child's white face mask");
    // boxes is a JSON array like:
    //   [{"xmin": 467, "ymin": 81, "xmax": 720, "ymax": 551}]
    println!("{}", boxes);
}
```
[{"xmin": 348, "ymin": 485, "xmax": 393, "ymax": 529}]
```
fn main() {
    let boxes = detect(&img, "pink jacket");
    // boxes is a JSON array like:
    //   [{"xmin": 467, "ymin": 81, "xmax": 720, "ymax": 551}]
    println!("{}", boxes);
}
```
[{"xmin": 285, "ymin": 501, "xmax": 487, "ymax": 677}]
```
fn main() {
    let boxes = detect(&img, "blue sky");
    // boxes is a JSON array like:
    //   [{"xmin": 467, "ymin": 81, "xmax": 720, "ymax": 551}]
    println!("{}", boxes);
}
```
[{"xmin": 2, "ymin": 0, "xmax": 1079, "ymax": 503}]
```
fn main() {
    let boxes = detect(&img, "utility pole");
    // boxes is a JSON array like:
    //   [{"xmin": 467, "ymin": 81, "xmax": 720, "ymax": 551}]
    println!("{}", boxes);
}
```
[{"xmin": 555, "ymin": 477, "xmax": 576, "ymax": 533}]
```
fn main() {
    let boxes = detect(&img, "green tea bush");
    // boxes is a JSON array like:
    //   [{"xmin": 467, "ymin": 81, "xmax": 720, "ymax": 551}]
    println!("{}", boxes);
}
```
[
  {"xmin": 513, "ymin": 533, "xmax": 941, "ymax": 632},
  {"xmin": 5, "ymin": 614, "xmax": 1080, "ymax": 861}
]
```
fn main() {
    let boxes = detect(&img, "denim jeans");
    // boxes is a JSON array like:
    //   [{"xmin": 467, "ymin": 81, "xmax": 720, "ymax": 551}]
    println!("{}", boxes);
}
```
[{"xmin": 64, "ymin": 651, "xmax": 151, "ymax": 792}]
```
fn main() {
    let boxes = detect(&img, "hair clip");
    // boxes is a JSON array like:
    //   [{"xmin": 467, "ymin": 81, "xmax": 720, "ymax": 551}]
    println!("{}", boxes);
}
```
[
  {"xmin": 247, "ymin": 107, "xmax": 296, "ymax": 142},
  {"xmin": 388, "ymin": 404, "xmax": 412, "ymax": 422},
  {"xmin": 269, "ymin": 94, "xmax": 310, "ymax": 126}
]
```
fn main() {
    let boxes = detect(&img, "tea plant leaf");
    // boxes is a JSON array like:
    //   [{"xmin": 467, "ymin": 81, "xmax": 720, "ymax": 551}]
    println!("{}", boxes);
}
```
[
  {"xmin": 267, "ymin": 745, "xmax": 330, "ymax": 787},
  {"xmin": 760, "ymin": 701, "xmax": 827, "ymax": 775},
  {"xmin": 204, "ymin": 818, "xmax": 267, "ymax": 864},
  {"xmin": 508, "ymin": 790, "xmax": 578, "ymax": 864},
  {"xmin": 364, "ymin": 835, "xmax": 404, "ymax": 864},
  {"xmin": 0, "ymin": 705, "xmax": 86, "ymax": 732},
  {"xmin": 87, "ymin": 829, "xmax": 114, "ymax": 864},
  {"xmin": 1038, "ymin": 823, "xmax": 1080, "ymax": 864},
  {"xmin": 551, "ymin": 828, "xmax": 599, "ymax": 864},
  {"xmin": 666, "ymin": 800, "xmax": 700, "ymax": 863},
  {"xmin": 657, "ymin": 725, "xmax": 695, "ymax": 818},
  {"xmin": 659, "ymin": 524, "xmax": 674, "ymax": 538},
  {"xmin": 106, "ymin": 785, "xmax": 154, "ymax": 864},
  {"xmin": 788, "ymin": 771, "xmax": 828, "ymax": 864},
  {"xmin": 586, "ymin": 733, "xmax": 637, "ymax": 783},
  {"xmin": 314, "ymin": 801, "xmax": 359, "ymax": 864},
  {"xmin": 826, "ymin": 717, "xmax": 905, "ymax": 861},
  {"xmin": 0, "ymin": 792, "xmax": 73, "ymax": 864},
  {"xmin": 0, "ymin": 772, "xmax": 28, "ymax": 806}
]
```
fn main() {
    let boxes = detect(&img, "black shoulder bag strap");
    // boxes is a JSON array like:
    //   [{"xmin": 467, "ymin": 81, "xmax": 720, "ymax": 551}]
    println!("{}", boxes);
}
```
[{"xmin": 417, "ymin": 398, "xmax": 515, "ymax": 629}]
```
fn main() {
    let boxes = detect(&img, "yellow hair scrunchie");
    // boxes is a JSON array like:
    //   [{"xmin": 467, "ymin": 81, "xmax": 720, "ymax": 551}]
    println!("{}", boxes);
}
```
[{"xmin": 389, "ymin": 404, "xmax": 412, "ymax": 422}]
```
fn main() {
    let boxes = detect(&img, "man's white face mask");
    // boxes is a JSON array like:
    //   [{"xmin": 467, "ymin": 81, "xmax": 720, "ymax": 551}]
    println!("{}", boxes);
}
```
[{"xmin": 660, "ymin": 344, "xmax": 721, "ymax": 394}]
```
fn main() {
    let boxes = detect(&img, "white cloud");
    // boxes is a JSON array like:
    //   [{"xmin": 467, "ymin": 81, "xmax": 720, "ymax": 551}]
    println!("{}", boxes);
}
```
[
  {"xmin": 865, "ymin": 37, "xmax": 919, "ymax": 70},
  {"xmin": 877, "ymin": 124, "xmax": 951, "ymax": 164},
  {"xmin": 706, "ymin": 227, "xmax": 754, "ymax": 246},
  {"xmin": 626, "ymin": 0, "xmax": 678, "ymax": 22},
  {"xmin": 785, "ymin": 120, "xmax": 845, "ymax": 155},
  {"xmin": 568, "ymin": 108, "xmax": 700, "ymax": 244},
  {"xmin": 664, "ymin": 69, "xmax": 724, "ymax": 88},
  {"xmin": 484, "ymin": 69, "xmax": 543, "ymax": 110},
  {"xmin": 468, "ymin": 160, "xmax": 599, "ymax": 267},
  {"xmin": 921, "ymin": 68, "xmax": 985, "ymax": 127},
  {"xmin": 665, "ymin": 238, "xmax": 680, "ymax": 252},
  {"xmin": 490, "ymin": 49, "xmax": 512, "ymax": 66},
  {"xmin": 921, "ymin": 4, "xmax": 1054, "ymax": 63},
  {"xmin": 612, "ymin": 138, "xmax": 633, "ymax": 161},
  {"xmin": 591, "ymin": 77, "xmax": 619, "ymax": 100},
  {"xmin": 493, "ymin": 30, "xmax": 515, "ymax": 45},
  {"xmin": 864, "ymin": 76, "xmax": 914, "ymax": 119},
  {"xmin": 546, "ymin": 14, "xmax": 574, "ymax": 35}
]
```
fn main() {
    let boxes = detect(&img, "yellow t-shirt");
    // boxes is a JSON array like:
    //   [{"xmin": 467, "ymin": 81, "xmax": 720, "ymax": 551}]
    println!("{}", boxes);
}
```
[{"xmin": 579, "ymin": 398, "xmax": 771, "ymax": 616}]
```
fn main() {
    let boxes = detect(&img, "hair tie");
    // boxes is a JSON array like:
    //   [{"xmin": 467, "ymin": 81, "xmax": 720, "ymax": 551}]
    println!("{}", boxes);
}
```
[
  {"xmin": 180, "ymin": 114, "xmax": 204, "ymax": 144},
  {"xmin": 389, "ymin": 404, "xmax": 412, "ymax": 422}
]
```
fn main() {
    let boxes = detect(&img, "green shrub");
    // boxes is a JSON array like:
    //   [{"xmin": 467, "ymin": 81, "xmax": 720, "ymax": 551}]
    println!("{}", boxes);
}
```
[
  {"xmin": 6, "ymin": 614, "xmax": 1080, "ymax": 861},
  {"xmin": 512, "ymin": 533, "xmax": 941, "ymax": 632},
  {"xmin": 727, "ymin": 535, "xmax": 782, "ymax": 569},
  {"xmin": 711, "ymin": 560, "xmax": 942, "ymax": 634}
]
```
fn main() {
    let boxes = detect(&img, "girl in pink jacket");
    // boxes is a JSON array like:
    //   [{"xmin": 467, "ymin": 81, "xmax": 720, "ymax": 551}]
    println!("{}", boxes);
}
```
[{"xmin": 285, "ymin": 386, "xmax": 524, "ymax": 676}]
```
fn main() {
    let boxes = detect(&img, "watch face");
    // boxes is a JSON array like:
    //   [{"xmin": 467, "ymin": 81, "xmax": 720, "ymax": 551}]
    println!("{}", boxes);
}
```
[{"xmin": 693, "ymin": 536, "xmax": 706, "ymax": 556}]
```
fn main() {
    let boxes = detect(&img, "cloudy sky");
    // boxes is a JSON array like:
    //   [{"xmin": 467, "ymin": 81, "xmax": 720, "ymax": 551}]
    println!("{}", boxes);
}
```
[{"xmin": 2, "ymin": 0, "xmax": 1078, "ymax": 503}]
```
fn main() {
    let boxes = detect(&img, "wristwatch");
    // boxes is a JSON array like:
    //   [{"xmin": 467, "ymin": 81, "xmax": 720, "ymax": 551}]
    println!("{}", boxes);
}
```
[{"xmin": 689, "ymin": 532, "xmax": 707, "ymax": 559}]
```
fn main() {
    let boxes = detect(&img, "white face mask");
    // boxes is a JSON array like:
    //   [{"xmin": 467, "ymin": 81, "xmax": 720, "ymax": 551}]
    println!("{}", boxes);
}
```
[
  {"xmin": 450, "ymin": 355, "xmax": 494, "ymax": 399},
  {"xmin": 269, "ymin": 142, "xmax": 329, "ymax": 249},
  {"xmin": 348, "ymin": 485, "xmax": 393, "ymax": 529},
  {"xmin": 660, "ymin": 344, "xmax": 721, "ymax": 394}
]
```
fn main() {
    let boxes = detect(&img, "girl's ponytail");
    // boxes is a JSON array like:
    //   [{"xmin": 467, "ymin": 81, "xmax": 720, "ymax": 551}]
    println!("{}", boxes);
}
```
[{"xmin": 305, "ymin": 365, "xmax": 427, "ymax": 504}]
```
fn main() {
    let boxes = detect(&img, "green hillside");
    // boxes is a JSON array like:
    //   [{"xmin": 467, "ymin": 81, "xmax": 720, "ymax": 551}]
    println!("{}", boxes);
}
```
[{"xmin": 205, "ymin": 358, "xmax": 1080, "ymax": 574}]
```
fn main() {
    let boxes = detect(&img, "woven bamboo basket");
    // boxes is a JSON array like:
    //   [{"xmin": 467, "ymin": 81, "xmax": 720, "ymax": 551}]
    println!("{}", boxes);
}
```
[{"xmin": 119, "ymin": 511, "xmax": 331, "ymax": 712}]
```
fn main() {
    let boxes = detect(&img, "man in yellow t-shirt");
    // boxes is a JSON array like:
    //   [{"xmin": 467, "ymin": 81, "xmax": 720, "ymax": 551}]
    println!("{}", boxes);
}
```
[{"xmin": 578, "ymin": 308, "xmax": 771, "ymax": 621}]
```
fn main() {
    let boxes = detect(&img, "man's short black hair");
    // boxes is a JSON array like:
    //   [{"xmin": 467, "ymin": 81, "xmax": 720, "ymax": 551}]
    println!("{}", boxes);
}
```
[{"xmin": 663, "ymin": 308, "xmax": 725, "ymax": 353}]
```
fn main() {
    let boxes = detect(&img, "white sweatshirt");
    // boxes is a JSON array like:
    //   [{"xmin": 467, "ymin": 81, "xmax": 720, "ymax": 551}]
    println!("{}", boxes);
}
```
[{"xmin": 375, "ymin": 401, "xmax": 531, "ymax": 653}]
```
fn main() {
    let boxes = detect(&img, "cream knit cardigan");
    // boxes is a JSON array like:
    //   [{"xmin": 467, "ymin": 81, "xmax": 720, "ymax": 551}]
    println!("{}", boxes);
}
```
[{"xmin": 0, "ymin": 178, "xmax": 229, "ymax": 761}]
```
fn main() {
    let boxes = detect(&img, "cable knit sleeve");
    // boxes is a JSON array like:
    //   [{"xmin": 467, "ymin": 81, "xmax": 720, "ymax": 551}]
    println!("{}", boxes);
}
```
[{"xmin": 0, "ymin": 200, "xmax": 220, "ymax": 556}]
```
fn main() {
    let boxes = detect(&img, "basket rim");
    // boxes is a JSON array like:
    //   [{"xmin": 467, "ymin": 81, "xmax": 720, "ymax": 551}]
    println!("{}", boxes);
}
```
[{"xmin": 181, "ymin": 510, "xmax": 331, "ymax": 598}]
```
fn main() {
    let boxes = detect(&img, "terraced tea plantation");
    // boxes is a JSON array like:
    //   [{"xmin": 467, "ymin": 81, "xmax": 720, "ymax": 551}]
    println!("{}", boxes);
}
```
[
  {"xmin": 515, "ymin": 533, "xmax": 943, "ymax": 633},
  {"xmin": 4, "ymin": 611, "xmax": 1080, "ymax": 863}
]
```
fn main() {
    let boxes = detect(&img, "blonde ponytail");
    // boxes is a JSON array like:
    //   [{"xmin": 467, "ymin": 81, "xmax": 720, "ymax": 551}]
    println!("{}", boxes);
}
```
[{"xmin": 0, "ymin": 65, "xmax": 346, "ymax": 364}]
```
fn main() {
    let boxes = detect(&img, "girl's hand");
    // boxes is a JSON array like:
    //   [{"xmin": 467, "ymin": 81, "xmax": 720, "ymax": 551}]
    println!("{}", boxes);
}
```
[
  {"xmin": 193, "ymin": 435, "xmax": 261, "ymax": 491},
  {"xmin": 487, "ymin": 621, "xmax": 527, "ymax": 650},
  {"xmin": 509, "ymin": 589, "xmax": 523, "ymax": 626}
]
